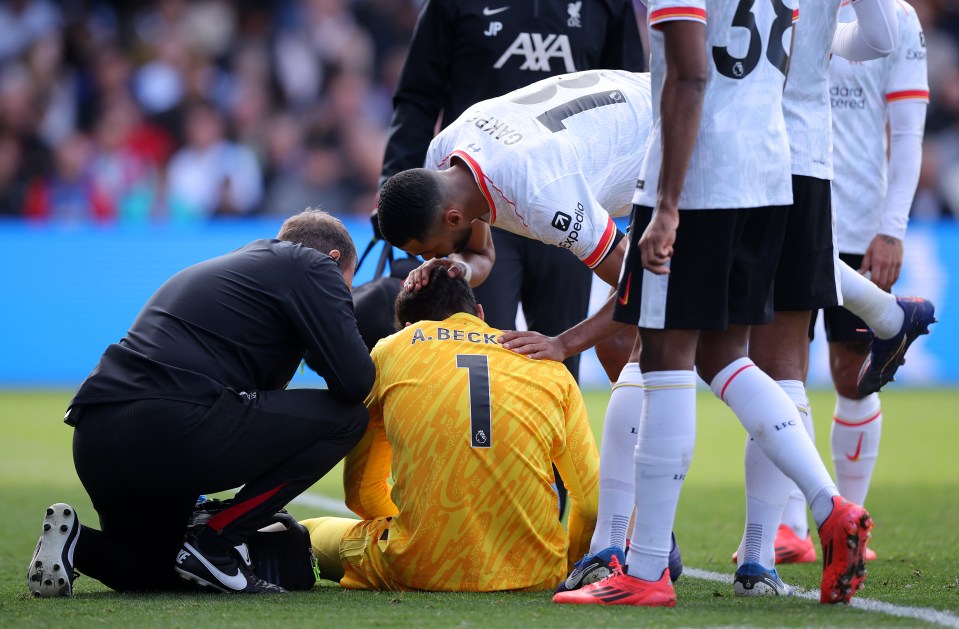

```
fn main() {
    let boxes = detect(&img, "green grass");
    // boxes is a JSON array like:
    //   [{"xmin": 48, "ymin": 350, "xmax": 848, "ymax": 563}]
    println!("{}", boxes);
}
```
[{"xmin": 2, "ymin": 388, "xmax": 958, "ymax": 628}]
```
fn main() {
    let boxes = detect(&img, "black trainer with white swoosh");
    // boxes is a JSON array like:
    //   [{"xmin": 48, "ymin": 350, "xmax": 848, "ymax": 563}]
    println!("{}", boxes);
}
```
[{"xmin": 175, "ymin": 535, "xmax": 287, "ymax": 594}]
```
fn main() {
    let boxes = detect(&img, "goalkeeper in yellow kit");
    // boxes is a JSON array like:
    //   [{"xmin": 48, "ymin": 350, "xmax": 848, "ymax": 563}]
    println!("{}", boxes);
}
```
[{"xmin": 301, "ymin": 268, "xmax": 599, "ymax": 591}]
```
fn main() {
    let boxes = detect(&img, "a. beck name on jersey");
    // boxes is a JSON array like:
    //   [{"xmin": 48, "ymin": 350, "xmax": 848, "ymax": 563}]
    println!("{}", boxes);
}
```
[{"xmin": 410, "ymin": 327, "xmax": 500, "ymax": 345}]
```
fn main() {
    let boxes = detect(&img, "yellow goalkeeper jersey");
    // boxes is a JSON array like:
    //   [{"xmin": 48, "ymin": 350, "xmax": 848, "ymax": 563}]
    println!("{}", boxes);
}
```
[{"xmin": 343, "ymin": 312, "xmax": 599, "ymax": 591}]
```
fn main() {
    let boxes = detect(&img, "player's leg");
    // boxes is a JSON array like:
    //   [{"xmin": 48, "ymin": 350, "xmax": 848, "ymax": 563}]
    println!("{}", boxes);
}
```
[
  {"xmin": 822, "ymin": 259, "xmax": 883, "ymax": 531},
  {"xmin": 596, "ymin": 323, "xmax": 639, "ymax": 382},
  {"xmin": 733, "ymin": 178, "xmax": 838, "ymax": 588},
  {"xmin": 732, "ymin": 314, "xmax": 809, "ymax": 592},
  {"xmin": 557, "ymin": 206, "xmax": 748, "ymax": 607},
  {"xmin": 299, "ymin": 516, "xmax": 362, "ymax": 583},
  {"xmin": 714, "ymin": 200, "xmax": 870, "ymax": 603},
  {"xmin": 837, "ymin": 260, "xmax": 936, "ymax": 395},
  {"xmin": 774, "ymin": 312, "xmax": 821, "ymax": 555}
]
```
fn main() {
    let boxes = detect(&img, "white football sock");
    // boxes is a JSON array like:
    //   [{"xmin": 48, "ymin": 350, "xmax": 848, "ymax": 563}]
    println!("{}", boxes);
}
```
[
  {"xmin": 738, "ymin": 437, "xmax": 791, "ymax": 568},
  {"xmin": 711, "ymin": 359, "xmax": 837, "ymax": 527},
  {"xmin": 780, "ymin": 382, "xmax": 814, "ymax": 539},
  {"xmin": 626, "ymin": 370, "xmax": 696, "ymax": 581},
  {"xmin": 839, "ymin": 261, "xmax": 903, "ymax": 339},
  {"xmin": 590, "ymin": 363, "xmax": 643, "ymax": 555},
  {"xmin": 831, "ymin": 393, "xmax": 882, "ymax": 506},
  {"xmin": 737, "ymin": 380, "xmax": 806, "ymax": 568}
]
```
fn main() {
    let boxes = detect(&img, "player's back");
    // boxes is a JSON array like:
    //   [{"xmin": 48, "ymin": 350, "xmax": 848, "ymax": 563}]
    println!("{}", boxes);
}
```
[
  {"xmin": 368, "ymin": 312, "xmax": 596, "ymax": 591},
  {"xmin": 426, "ymin": 69, "xmax": 652, "ymax": 220}
]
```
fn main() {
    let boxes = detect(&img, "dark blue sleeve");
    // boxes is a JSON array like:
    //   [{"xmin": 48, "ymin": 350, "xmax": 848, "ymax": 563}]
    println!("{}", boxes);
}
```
[{"xmin": 378, "ymin": 0, "xmax": 455, "ymax": 191}]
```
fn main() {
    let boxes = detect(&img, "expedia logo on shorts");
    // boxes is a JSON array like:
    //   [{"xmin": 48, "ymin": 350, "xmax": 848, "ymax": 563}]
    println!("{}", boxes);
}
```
[{"xmin": 558, "ymin": 203, "xmax": 585, "ymax": 249}]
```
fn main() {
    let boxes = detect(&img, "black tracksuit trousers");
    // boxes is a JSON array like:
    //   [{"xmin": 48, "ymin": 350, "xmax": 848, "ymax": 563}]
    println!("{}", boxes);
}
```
[{"xmin": 70, "ymin": 387, "xmax": 367, "ymax": 592}]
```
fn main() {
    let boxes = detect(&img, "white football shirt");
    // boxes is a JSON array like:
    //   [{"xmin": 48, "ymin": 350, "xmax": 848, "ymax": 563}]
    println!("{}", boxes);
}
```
[
  {"xmin": 830, "ymin": 0, "xmax": 928, "ymax": 253},
  {"xmin": 783, "ymin": 0, "xmax": 842, "ymax": 180},
  {"xmin": 425, "ymin": 69, "xmax": 653, "ymax": 269},
  {"xmin": 634, "ymin": 0, "xmax": 793, "ymax": 210}
]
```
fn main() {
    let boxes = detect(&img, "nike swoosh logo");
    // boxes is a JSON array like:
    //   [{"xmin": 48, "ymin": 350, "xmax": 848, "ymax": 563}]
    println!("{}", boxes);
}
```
[
  {"xmin": 483, "ymin": 6, "xmax": 509, "ymax": 15},
  {"xmin": 183, "ymin": 542, "xmax": 247, "ymax": 590},
  {"xmin": 618, "ymin": 272, "xmax": 631, "ymax": 306},
  {"xmin": 845, "ymin": 433, "xmax": 865, "ymax": 461}
]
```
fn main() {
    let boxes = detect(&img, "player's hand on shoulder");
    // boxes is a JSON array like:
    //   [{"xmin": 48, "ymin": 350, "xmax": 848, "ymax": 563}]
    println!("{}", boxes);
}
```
[
  {"xmin": 639, "ymin": 207, "xmax": 679, "ymax": 275},
  {"xmin": 499, "ymin": 330, "xmax": 567, "ymax": 362},
  {"xmin": 861, "ymin": 234, "xmax": 903, "ymax": 291},
  {"xmin": 403, "ymin": 258, "xmax": 469, "ymax": 291}
]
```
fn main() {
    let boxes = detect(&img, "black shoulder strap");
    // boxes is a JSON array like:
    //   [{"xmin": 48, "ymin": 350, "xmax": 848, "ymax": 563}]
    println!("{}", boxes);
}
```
[
  {"xmin": 356, "ymin": 238, "xmax": 395, "ymax": 279},
  {"xmin": 373, "ymin": 241, "xmax": 393, "ymax": 278}
]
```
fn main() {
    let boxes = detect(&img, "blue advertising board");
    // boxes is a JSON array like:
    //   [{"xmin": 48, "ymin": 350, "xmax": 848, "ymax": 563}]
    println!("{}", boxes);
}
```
[{"xmin": 0, "ymin": 218, "xmax": 955, "ymax": 388}]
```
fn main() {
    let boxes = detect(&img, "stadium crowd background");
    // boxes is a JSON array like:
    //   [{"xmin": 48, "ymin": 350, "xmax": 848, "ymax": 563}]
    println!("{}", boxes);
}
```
[{"xmin": 2, "ymin": 0, "xmax": 959, "ymax": 225}]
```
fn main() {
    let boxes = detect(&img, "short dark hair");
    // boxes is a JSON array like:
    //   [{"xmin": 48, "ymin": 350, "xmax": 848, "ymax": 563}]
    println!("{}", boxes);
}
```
[
  {"xmin": 277, "ymin": 209, "xmax": 357, "ymax": 268},
  {"xmin": 377, "ymin": 169, "xmax": 443, "ymax": 247},
  {"xmin": 394, "ymin": 267, "xmax": 478, "ymax": 329}
]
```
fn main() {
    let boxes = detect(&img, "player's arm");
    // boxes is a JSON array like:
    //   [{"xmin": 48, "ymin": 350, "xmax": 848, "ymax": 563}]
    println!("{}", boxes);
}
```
[
  {"xmin": 404, "ymin": 219, "xmax": 495, "ymax": 290},
  {"xmin": 498, "ymin": 179, "xmax": 627, "ymax": 361},
  {"xmin": 832, "ymin": 0, "xmax": 898, "ymax": 61},
  {"xmin": 344, "ymin": 356, "xmax": 399, "ymax": 520},
  {"xmin": 640, "ymin": 17, "xmax": 707, "ymax": 274},
  {"xmin": 552, "ymin": 375, "xmax": 600, "ymax": 570},
  {"xmin": 861, "ymin": 99, "xmax": 925, "ymax": 290},
  {"xmin": 499, "ymin": 237, "xmax": 629, "ymax": 361},
  {"xmin": 863, "ymin": 10, "xmax": 928, "ymax": 291},
  {"xmin": 378, "ymin": 0, "xmax": 453, "ymax": 191}
]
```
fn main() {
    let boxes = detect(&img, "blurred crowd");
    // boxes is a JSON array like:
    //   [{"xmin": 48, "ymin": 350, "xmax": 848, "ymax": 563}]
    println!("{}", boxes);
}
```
[{"xmin": 0, "ymin": 0, "xmax": 958, "ymax": 223}]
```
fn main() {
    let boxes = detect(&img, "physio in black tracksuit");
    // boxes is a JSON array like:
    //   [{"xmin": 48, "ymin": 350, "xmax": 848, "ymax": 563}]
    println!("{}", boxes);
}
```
[
  {"xmin": 379, "ymin": 0, "xmax": 644, "ymax": 382},
  {"xmin": 62, "ymin": 210, "xmax": 375, "ymax": 593}
]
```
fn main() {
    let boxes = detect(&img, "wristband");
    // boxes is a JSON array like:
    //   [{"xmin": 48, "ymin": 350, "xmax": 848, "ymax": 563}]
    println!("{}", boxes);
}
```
[{"xmin": 459, "ymin": 261, "xmax": 473, "ymax": 283}]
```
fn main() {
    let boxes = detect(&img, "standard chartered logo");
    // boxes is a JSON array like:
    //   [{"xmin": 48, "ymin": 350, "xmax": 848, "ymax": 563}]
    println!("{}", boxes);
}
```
[
  {"xmin": 830, "ymin": 85, "xmax": 867, "ymax": 110},
  {"xmin": 493, "ymin": 33, "xmax": 576, "ymax": 72}
]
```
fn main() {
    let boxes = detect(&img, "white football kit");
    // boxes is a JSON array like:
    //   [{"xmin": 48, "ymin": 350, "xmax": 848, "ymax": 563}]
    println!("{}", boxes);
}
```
[
  {"xmin": 830, "ymin": 0, "xmax": 928, "ymax": 254},
  {"xmin": 783, "ymin": 0, "xmax": 841, "ymax": 180},
  {"xmin": 425, "ymin": 69, "xmax": 653, "ymax": 269},
  {"xmin": 634, "ymin": 0, "xmax": 793, "ymax": 210}
]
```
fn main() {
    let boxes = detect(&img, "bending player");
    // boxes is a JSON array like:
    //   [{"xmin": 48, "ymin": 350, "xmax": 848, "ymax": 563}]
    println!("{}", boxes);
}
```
[
  {"xmin": 376, "ymin": 68, "xmax": 684, "ymax": 584},
  {"xmin": 300, "ymin": 268, "xmax": 599, "ymax": 591}
]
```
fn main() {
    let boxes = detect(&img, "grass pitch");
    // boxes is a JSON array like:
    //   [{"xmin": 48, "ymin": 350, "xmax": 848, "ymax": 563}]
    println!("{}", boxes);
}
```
[{"xmin": 1, "ymin": 388, "xmax": 958, "ymax": 628}]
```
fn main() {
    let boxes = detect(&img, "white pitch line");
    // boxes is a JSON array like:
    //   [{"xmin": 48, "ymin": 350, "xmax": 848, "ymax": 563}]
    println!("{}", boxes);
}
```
[
  {"xmin": 290, "ymin": 492, "xmax": 353, "ymax": 516},
  {"xmin": 684, "ymin": 568, "xmax": 959, "ymax": 629},
  {"xmin": 285, "ymin": 498, "xmax": 959, "ymax": 628}
]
